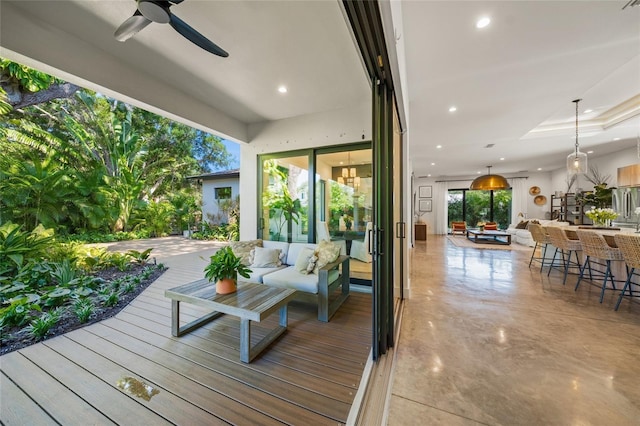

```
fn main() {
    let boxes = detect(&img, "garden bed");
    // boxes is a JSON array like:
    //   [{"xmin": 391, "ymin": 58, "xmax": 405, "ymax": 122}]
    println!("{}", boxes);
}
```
[{"xmin": 0, "ymin": 263, "xmax": 166, "ymax": 356}]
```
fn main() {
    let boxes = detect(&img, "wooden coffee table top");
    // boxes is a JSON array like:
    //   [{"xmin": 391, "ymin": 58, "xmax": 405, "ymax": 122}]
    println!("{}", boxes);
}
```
[{"xmin": 165, "ymin": 279, "xmax": 296, "ymax": 322}]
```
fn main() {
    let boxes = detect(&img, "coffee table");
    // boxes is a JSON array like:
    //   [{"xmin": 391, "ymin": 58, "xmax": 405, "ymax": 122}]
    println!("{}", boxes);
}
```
[
  {"xmin": 165, "ymin": 279, "xmax": 297, "ymax": 363},
  {"xmin": 466, "ymin": 229, "xmax": 511, "ymax": 245}
]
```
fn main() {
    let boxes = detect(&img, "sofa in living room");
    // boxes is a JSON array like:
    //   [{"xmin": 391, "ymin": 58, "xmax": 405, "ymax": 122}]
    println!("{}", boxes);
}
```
[{"xmin": 506, "ymin": 219, "xmax": 570, "ymax": 247}]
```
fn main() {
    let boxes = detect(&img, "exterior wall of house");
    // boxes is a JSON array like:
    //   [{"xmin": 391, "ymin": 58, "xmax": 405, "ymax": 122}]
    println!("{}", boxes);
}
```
[
  {"xmin": 239, "ymin": 102, "xmax": 372, "ymax": 240},
  {"xmin": 201, "ymin": 177, "xmax": 240, "ymax": 225}
]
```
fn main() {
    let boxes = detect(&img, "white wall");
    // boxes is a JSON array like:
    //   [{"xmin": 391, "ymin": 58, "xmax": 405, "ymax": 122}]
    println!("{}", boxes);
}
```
[
  {"xmin": 239, "ymin": 102, "xmax": 372, "ymax": 240},
  {"xmin": 201, "ymin": 178, "xmax": 240, "ymax": 224},
  {"xmin": 550, "ymin": 146, "xmax": 638, "ymax": 191}
]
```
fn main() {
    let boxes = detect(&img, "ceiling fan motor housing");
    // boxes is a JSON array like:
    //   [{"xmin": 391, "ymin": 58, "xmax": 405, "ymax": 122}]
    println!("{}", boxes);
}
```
[{"xmin": 138, "ymin": 0, "xmax": 171, "ymax": 24}]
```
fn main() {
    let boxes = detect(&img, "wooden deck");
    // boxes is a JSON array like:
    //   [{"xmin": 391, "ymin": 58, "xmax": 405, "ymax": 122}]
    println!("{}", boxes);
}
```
[{"xmin": 1, "ymin": 247, "xmax": 372, "ymax": 425}]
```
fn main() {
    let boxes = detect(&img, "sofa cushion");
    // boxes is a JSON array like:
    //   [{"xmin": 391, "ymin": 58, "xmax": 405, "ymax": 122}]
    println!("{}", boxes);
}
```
[
  {"xmin": 250, "ymin": 247, "xmax": 282, "ymax": 268},
  {"xmin": 294, "ymin": 247, "xmax": 316, "ymax": 273},
  {"xmin": 239, "ymin": 265, "xmax": 286, "ymax": 284},
  {"xmin": 286, "ymin": 243, "xmax": 317, "ymax": 266},
  {"xmin": 515, "ymin": 220, "xmax": 529, "ymax": 229},
  {"xmin": 230, "ymin": 239, "xmax": 262, "ymax": 266},
  {"xmin": 313, "ymin": 240, "xmax": 341, "ymax": 274},
  {"xmin": 262, "ymin": 266, "xmax": 340, "ymax": 294}
]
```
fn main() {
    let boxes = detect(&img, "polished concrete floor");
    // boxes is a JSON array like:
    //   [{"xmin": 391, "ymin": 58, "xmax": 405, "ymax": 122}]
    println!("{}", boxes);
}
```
[{"xmin": 388, "ymin": 235, "xmax": 640, "ymax": 425}]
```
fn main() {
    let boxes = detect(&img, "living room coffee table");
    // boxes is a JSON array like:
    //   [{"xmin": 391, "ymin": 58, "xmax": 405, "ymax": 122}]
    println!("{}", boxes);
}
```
[
  {"xmin": 165, "ymin": 279, "xmax": 297, "ymax": 363},
  {"xmin": 466, "ymin": 229, "xmax": 512, "ymax": 245}
]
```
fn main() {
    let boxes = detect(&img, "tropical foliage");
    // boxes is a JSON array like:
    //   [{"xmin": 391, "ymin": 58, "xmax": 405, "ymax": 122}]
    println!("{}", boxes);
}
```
[{"xmin": 1, "ymin": 58, "xmax": 234, "ymax": 238}]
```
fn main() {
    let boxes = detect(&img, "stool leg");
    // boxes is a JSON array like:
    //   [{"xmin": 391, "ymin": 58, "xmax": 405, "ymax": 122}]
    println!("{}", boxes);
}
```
[
  {"xmin": 562, "ymin": 250, "xmax": 571, "ymax": 285},
  {"xmin": 548, "ymin": 248, "xmax": 559, "ymax": 277},
  {"xmin": 576, "ymin": 256, "xmax": 590, "ymax": 291},
  {"xmin": 540, "ymin": 244, "xmax": 547, "ymax": 272},
  {"xmin": 614, "ymin": 267, "xmax": 634, "ymax": 311},
  {"xmin": 529, "ymin": 242, "xmax": 538, "ymax": 267}
]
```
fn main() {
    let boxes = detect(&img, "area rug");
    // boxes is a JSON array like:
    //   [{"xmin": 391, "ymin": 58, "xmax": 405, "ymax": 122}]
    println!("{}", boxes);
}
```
[{"xmin": 446, "ymin": 235, "xmax": 529, "ymax": 251}]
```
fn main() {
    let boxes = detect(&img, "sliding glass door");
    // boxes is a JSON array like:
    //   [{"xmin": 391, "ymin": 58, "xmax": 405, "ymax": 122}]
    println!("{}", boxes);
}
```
[
  {"xmin": 315, "ymin": 145, "xmax": 372, "ymax": 283},
  {"xmin": 447, "ymin": 188, "xmax": 512, "ymax": 230}
]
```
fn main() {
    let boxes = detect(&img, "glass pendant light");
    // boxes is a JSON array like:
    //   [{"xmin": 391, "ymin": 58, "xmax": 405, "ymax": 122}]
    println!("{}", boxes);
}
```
[{"xmin": 567, "ymin": 98, "xmax": 588, "ymax": 175}]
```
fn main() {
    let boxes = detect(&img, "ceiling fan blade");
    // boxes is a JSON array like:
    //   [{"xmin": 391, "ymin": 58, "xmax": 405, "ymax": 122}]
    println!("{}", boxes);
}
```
[
  {"xmin": 114, "ymin": 10, "xmax": 152, "ymax": 41},
  {"xmin": 169, "ymin": 14, "xmax": 229, "ymax": 57}
]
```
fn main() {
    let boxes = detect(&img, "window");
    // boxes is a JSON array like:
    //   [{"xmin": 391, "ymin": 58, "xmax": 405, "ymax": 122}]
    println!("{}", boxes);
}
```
[
  {"xmin": 215, "ymin": 187, "xmax": 232, "ymax": 199},
  {"xmin": 447, "ymin": 188, "xmax": 512, "ymax": 229}
]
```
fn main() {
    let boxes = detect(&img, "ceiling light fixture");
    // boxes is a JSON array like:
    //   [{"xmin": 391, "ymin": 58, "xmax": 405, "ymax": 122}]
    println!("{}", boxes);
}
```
[
  {"xmin": 537, "ymin": 168, "xmax": 542, "ymax": 171},
  {"xmin": 567, "ymin": 99, "xmax": 587, "ymax": 175},
  {"xmin": 476, "ymin": 17, "xmax": 491, "ymax": 29},
  {"xmin": 278, "ymin": 86, "xmax": 287, "ymax": 93},
  {"xmin": 436, "ymin": 145, "xmax": 442, "ymax": 149},
  {"xmin": 448, "ymin": 106, "xmax": 457, "ymax": 112},
  {"xmin": 500, "ymin": 157, "xmax": 505, "ymax": 161},
  {"xmin": 337, "ymin": 152, "xmax": 360, "ymax": 190},
  {"xmin": 470, "ymin": 166, "xmax": 511, "ymax": 191},
  {"xmin": 584, "ymin": 109, "xmax": 593, "ymax": 114}
]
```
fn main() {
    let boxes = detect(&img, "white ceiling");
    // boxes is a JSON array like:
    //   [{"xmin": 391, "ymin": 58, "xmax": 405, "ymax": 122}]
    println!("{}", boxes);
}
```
[{"xmin": 1, "ymin": 1, "xmax": 639, "ymax": 176}]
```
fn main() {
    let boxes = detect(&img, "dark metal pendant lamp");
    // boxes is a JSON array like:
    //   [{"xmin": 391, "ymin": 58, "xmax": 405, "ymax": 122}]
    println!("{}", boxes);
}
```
[{"xmin": 470, "ymin": 166, "xmax": 511, "ymax": 191}]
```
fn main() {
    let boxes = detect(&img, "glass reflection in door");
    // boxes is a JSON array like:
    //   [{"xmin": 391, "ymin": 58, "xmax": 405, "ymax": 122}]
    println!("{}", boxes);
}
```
[
  {"xmin": 315, "ymin": 148, "xmax": 372, "ymax": 283},
  {"xmin": 261, "ymin": 155, "xmax": 309, "ymax": 242}
]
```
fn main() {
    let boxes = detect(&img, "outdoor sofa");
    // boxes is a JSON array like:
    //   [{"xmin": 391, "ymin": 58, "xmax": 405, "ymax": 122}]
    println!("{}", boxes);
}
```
[{"xmin": 231, "ymin": 240, "xmax": 350, "ymax": 322}]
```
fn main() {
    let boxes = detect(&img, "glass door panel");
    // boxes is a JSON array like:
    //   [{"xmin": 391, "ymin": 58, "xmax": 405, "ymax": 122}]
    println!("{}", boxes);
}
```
[
  {"xmin": 260, "ymin": 155, "xmax": 309, "ymax": 242},
  {"xmin": 315, "ymin": 147, "xmax": 372, "ymax": 283},
  {"xmin": 464, "ymin": 190, "xmax": 491, "ymax": 227}
]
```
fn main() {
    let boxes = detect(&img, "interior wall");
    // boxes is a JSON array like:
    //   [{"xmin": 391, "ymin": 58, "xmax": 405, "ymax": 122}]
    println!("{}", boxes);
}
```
[
  {"xmin": 550, "ymin": 146, "xmax": 638, "ymax": 191},
  {"xmin": 240, "ymin": 103, "xmax": 372, "ymax": 240}
]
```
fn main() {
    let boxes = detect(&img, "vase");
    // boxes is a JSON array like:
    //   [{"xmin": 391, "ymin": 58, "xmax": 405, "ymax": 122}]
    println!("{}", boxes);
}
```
[
  {"xmin": 216, "ymin": 278, "xmax": 237, "ymax": 294},
  {"xmin": 592, "ymin": 219, "xmax": 607, "ymax": 228}
]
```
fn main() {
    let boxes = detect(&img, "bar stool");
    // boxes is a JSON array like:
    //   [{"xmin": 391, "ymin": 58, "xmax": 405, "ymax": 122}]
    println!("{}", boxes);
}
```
[
  {"xmin": 613, "ymin": 234, "xmax": 640, "ymax": 311},
  {"xmin": 545, "ymin": 226, "xmax": 582, "ymax": 285},
  {"xmin": 528, "ymin": 223, "xmax": 552, "ymax": 272},
  {"xmin": 575, "ymin": 230, "xmax": 624, "ymax": 303}
]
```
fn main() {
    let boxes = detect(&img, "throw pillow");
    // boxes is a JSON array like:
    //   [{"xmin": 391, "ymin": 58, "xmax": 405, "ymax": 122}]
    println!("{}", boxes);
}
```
[
  {"xmin": 515, "ymin": 220, "xmax": 528, "ymax": 229},
  {"xmin": 295, "ymin": 247, "xmax": 316, "ymax": 274},
  {"xmin": 484, "ymin": 223, "xmax": 498, "ymax": 230},
  {"xmin": 230, "ymin": 240, "xmax": 262, "ymax": 266},
  {"xmin": 250, "ymin": 247, "xmax": 282, "ymax": 268},
  {"xmin": 312, "ymin": 240, "xmax": 341, "ymax": 274}
]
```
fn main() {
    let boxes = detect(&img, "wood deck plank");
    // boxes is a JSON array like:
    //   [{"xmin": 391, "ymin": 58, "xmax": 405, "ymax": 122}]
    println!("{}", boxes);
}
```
[
  {"xmin": 71, "ymin": 325, "xmax": 339, "ymax": 424},
  {"xmin": 43, "ymin": 330, "xmax": 272, "ymax": 424},
  {"xmin": 0, "ymin": 351, "xmax": 116, "ymax": 425},
  {"xmin": 87, "ymin": 321, "xmax": 352, "ymax": 422},
  {"xmin": 104, "ymin": 316, "xmax": 359, "ymax": 403},
  {"xmin": 18, "ymin": 341, "xmax": 173, "ymax": 426},
  {"xmin": 0, "ymin": 371, "xmax": 57, "ymax": 426}
]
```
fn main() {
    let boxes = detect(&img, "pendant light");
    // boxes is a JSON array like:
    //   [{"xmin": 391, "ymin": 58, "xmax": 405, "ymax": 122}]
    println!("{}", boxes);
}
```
[
  {"xmin": 566, "ymin": 98, "xmax": 588, "ymax": 175},
  {"xmin": 470, "ymin": 166, "xmax": 511, "ymax": 191}
]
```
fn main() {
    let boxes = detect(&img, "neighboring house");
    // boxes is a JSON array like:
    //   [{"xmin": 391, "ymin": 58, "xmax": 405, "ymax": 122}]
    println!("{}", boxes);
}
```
[{"xmin": 188, "ymin": 169, "xmax": 239, "ymax": 225}]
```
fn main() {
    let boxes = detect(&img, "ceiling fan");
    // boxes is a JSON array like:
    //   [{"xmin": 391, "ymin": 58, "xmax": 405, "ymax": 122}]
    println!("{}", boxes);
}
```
[{"xmin": 114, "ymin": 0, "xmax": 228, "ymax": 57}]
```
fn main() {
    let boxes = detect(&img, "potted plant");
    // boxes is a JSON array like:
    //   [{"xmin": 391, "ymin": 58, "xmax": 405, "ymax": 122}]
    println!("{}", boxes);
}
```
[{"xmin": 204, "ymin": 247, "xmax": 252, "ymax": 294}]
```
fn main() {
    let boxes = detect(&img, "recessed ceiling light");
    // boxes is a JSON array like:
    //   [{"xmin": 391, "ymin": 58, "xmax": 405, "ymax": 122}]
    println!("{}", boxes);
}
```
[
  {"xmin": 448, "ymin": 106, "xmax": 457, "ymax": 113},
  {"xmin": 431, "ymin": 162, "xmax": 435, "ymax": 166},
  {"xmin": 613, "ymin": 137, "xmax": 620, "ymax": 141},
  {"xmin": 537, "ymin": 167, "xmax": 542, "ymax": 171},
  {"xmin": 436, "ymin": 145, "xmax": 442, "ymax": 149},
  {"xmin": 500, "ymin": 157, "xmax": 505, "ymax": 161},
  {"xmin": 427, "ymin": 174, "xmax": 432, "ymax": 177},
  {"xmin": 587, "ymin": 150, "xmax": 594, "ymax": 154},
  {"xmin": 476, "ymin": 17, "xmax": 491, "ymax": 29},
  {"xmin": 278, "ymin": 86, "xmax": 287, "ymax": 93},
  {"xmin": 584, "ymin": 109, "xmax": 593, "ymax": 114},
  {"xmin": 477, "ymin": 171, "xmax": 482, "ymax": 174}
]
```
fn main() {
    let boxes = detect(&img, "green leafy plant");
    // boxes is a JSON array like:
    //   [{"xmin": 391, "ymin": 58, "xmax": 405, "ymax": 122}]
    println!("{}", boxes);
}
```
[
  {"xmin": 73, "ymin": 299, "xmax": 94, "ymax": 323},
  {"xmin": 203, "ymin": 247, "xmax": 252, "ymax": 283},
  {"xmin": 0, "ymin": 299, "xmax": 40, "ymax": 328},
  {"xmin": 102, "ymin": 292, "xmax": 120, "ymax": 307},
  {"xmin": 27, "ymin": 309, "xmax": 62, "ymax": 340},
  {"xmin": 126, "ymin": 248, "xmax": 153, "ymax": 265}
]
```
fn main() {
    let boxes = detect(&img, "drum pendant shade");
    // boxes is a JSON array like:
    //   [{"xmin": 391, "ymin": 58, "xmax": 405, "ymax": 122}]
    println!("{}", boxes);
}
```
[{"xmin": 470, "ymin": 166, "xmax": 511, "ymax": 191}]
